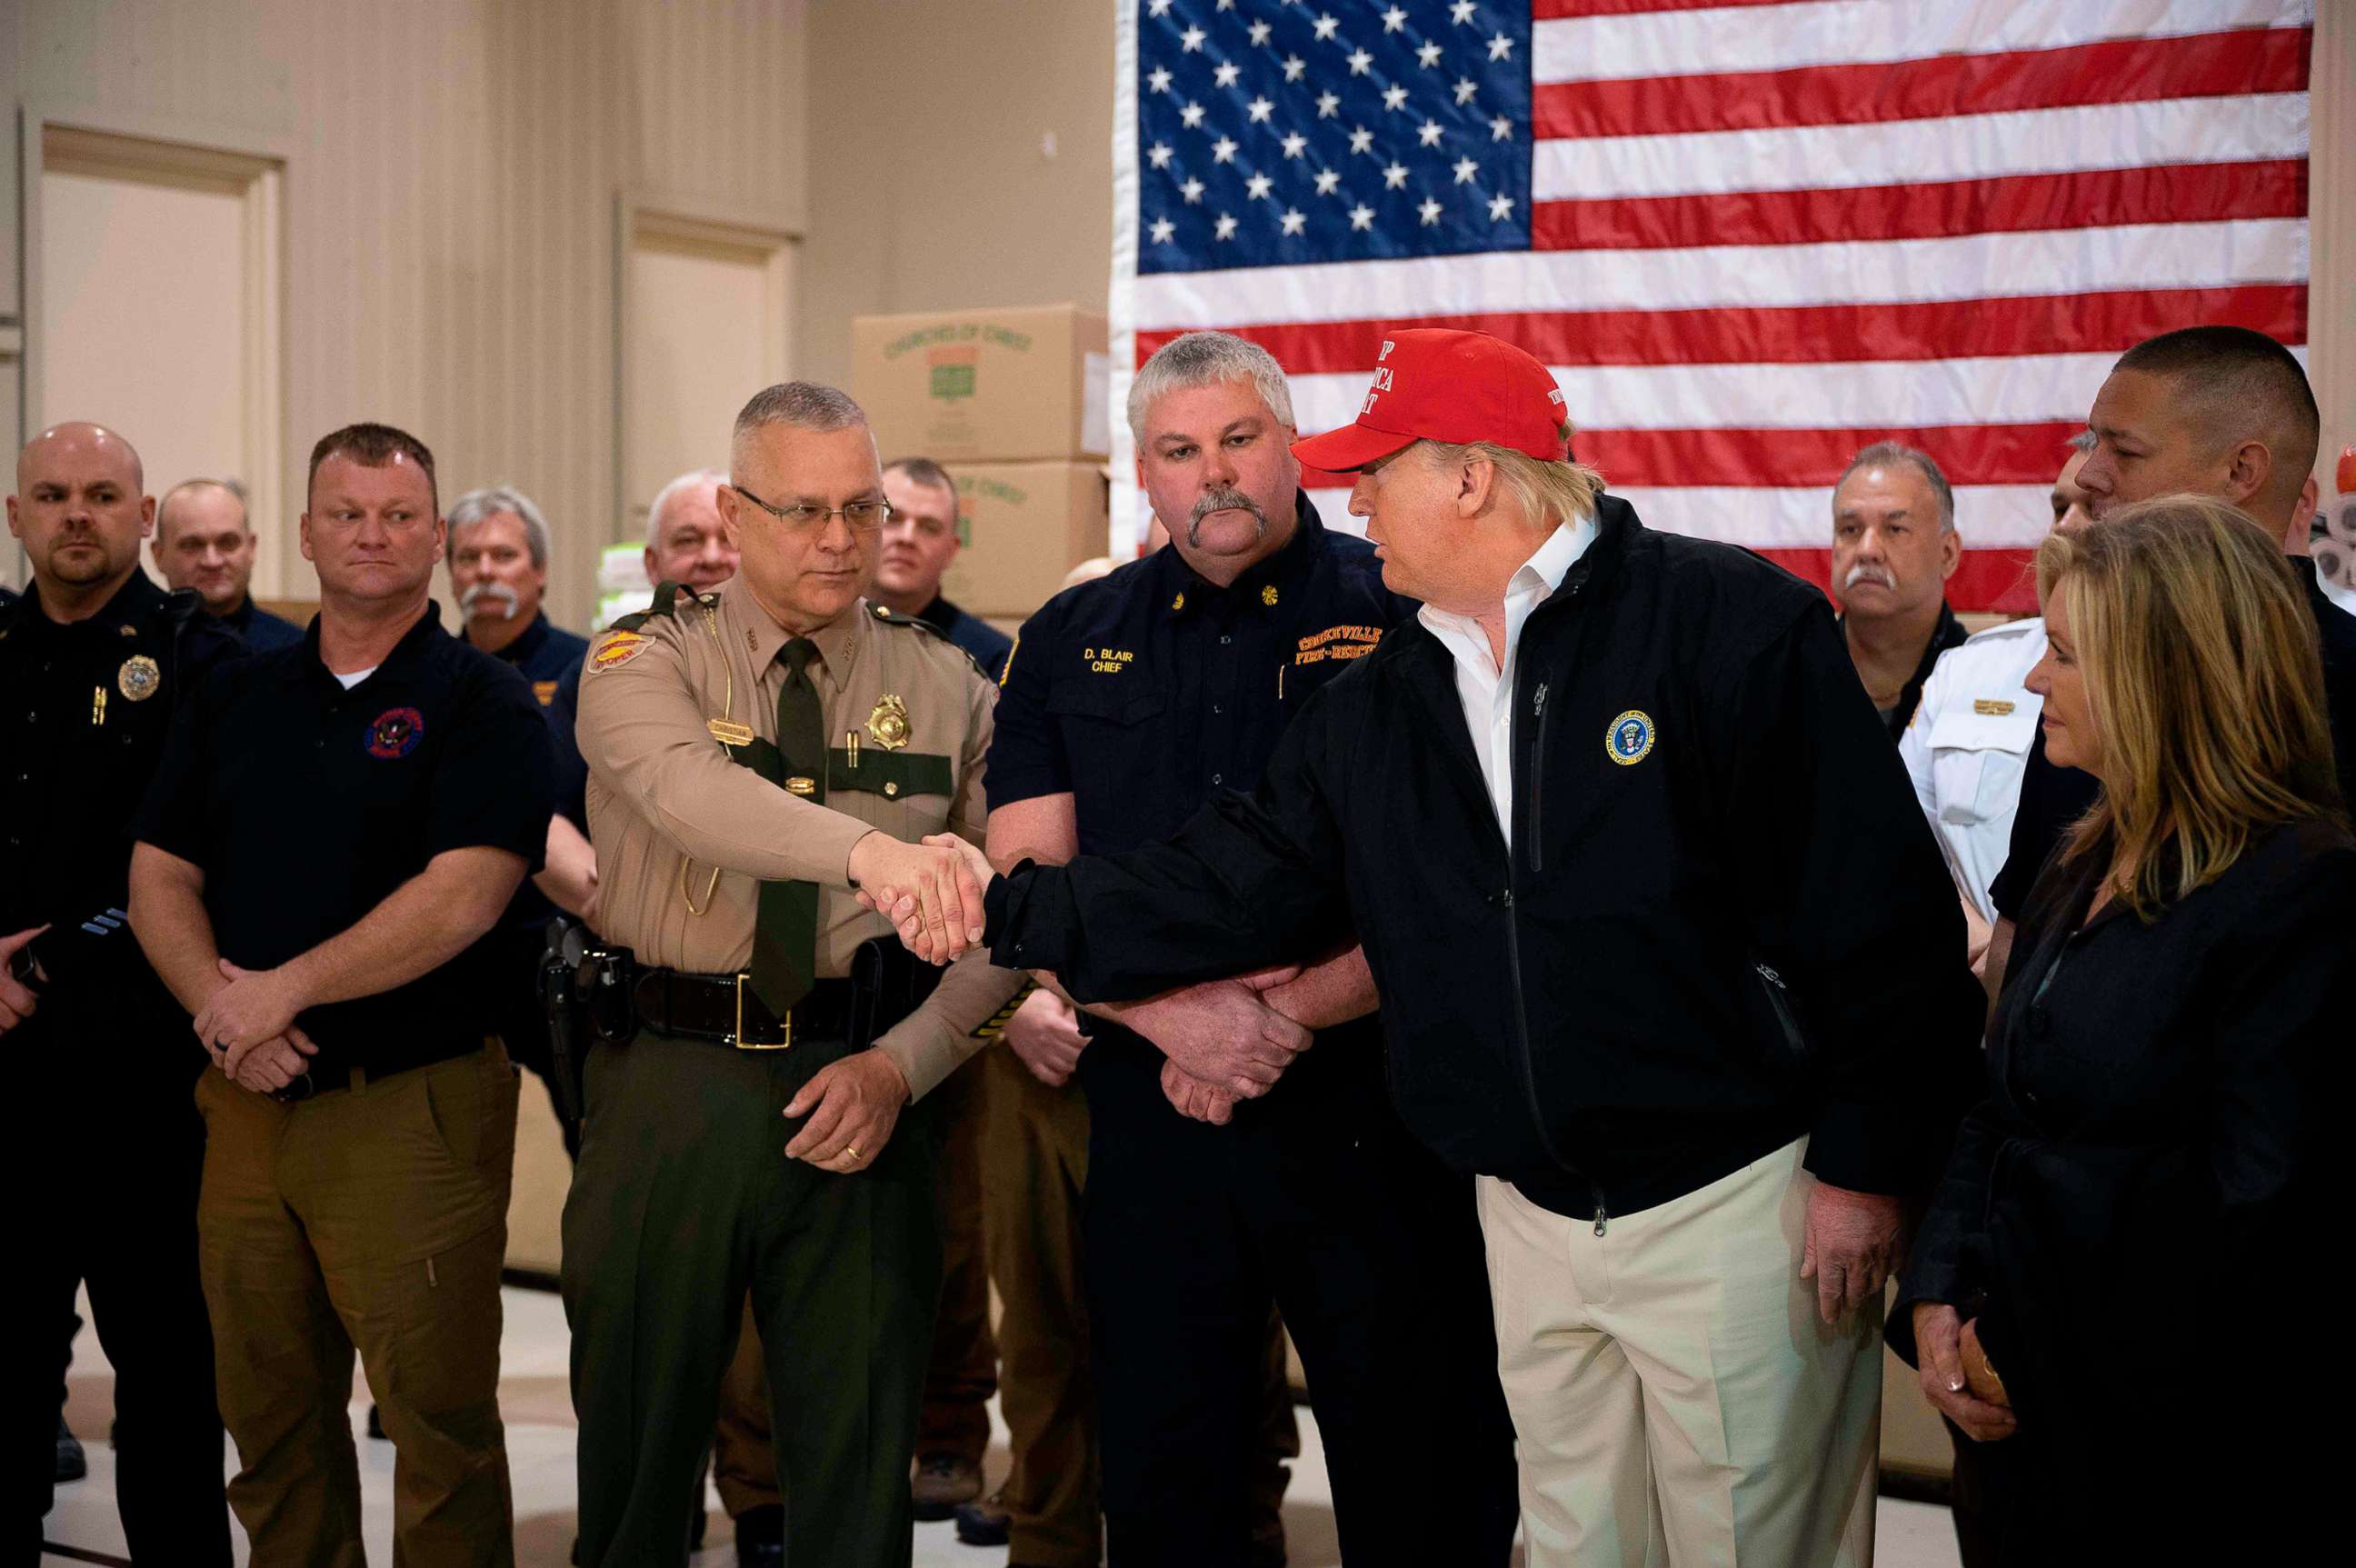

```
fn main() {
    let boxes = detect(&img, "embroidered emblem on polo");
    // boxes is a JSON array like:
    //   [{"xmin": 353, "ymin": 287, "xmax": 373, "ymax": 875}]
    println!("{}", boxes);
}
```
[
  {"xmin": 366, "ymin": 706, "xmax": 425, "ymax": 759},
  {"xmin": 1605, "ymin": 709, "xmax": 1654, "ymax": 766}
]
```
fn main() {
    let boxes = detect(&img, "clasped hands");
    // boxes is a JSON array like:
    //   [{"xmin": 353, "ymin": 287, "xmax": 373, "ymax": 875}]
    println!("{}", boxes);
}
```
[
  {"xmin": 852, "ymin": 835, "xmax": 1313, "ymax": 1118},
  {"xmin": 193, "ymin": 957, "xmax": 317, "ymax": 1094}
]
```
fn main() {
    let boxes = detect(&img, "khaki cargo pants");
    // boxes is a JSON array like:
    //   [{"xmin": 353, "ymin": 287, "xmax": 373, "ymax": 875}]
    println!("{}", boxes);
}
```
[{"xmin": 196, "ymin": 1042, "xmax": 519, "ymax": 1568}]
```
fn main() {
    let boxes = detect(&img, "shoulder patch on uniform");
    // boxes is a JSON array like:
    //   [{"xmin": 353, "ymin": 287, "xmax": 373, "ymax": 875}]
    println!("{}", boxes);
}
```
[
  {"xmin": 588, "ymin": 628, "xmax": 653, "ymax": 672},
  {"xmin": 869, "ymin": 602, "xmax": 992, "ymax": 683}
]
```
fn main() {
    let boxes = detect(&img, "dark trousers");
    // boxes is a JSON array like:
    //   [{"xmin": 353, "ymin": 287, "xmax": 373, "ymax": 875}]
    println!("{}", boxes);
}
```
[
  {"xmin": 12, "ymin": 1048, "xmax": 230, "ymax": 1568},
  {"xmin": 983, "ymin": 1044, "xmax": 1299, "ymax": 1568},
  {"xmin": 710, "ymin": 1052, "xmax": 995, "ymax": 1520},
  {"xmin": 1081, "ymin": 1046, "xmax": 1519, "ymax": 1568},
  {"xmin": 564, "ymin": 1030, "xmax": 943, "ymax": 1568},
  {"xmin": 1944, "ymin": 1418, "xmax": 2007, "ymax": 1568}
]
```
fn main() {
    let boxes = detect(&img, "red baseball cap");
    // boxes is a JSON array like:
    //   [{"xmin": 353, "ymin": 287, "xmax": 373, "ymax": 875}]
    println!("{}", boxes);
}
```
[{"xmin": 1290, "ymin": 328, "xmax": 1572, "ymax": 473}]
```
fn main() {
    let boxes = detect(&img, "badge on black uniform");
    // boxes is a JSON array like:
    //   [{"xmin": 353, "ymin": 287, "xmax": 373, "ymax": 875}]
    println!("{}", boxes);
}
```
[{"xmin": 117, "ymin": 654, "xmax": 162, "ymax": 702}]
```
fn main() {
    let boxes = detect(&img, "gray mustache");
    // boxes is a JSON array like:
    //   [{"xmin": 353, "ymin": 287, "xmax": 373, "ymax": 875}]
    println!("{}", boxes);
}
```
[
  {"xmin": 1187, "ymin": 487, "xmax": 1266, "ymax": 547},
  {"xmin": 1842, "ymin": 563, "xmax": 1895, "ymax": 593},
  {"xmin": 460, "ymin": 582, "xmax": 522, "ymax": 619}
]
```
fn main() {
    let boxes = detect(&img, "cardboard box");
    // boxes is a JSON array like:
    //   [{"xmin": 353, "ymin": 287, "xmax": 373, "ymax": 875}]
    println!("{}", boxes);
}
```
[
  {"xmin": 853, "ymin": 305, "xmax": 1111, "ymax": 464},
  {"xmin": 941, "ymin": 461, "xmax": 1110, "ymax": 619}
]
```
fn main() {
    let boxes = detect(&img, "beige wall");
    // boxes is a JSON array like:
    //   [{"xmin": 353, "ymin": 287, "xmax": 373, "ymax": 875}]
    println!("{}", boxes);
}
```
[
  {"xmin": 797, "ymin": 0, "xmax": 1114, "ymax": 394},
  {"xmin": 4, "ymin": 0, "xmax": 806, "ymax": 630}
]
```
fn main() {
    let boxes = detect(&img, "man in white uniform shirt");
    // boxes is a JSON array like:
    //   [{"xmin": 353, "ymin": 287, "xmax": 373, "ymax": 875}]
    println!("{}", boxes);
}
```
[{"xmin": 1899, "ymin": 433, "xmax": 2095, "ymax": 943}]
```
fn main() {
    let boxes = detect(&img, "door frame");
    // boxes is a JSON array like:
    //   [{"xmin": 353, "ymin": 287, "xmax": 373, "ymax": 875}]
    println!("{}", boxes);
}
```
[{"xmin": 22, "ymin": 116, "xmax": 287, "ymax": 592}]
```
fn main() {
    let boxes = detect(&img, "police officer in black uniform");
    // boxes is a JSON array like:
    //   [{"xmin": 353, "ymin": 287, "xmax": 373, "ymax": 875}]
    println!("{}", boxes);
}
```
[
  {"xmin": 4, "ymin": 421, "xmax": 241, "ymax": 1563},
  {"xmin": 445, "ymin": 484, "xmax": 593, "ymax": 1145},
  {"xmin": 982, "ymin": 334, "xmax": 1516, "ymax": 1568}
]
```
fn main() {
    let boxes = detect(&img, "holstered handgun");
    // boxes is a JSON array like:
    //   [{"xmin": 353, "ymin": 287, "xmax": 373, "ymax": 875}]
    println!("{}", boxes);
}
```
[
  {"xmin": 847, "ymin": 935, "xmax": 944, "ymax": 1050},
  {"xmin": 539, "ymin": 916, "xmax": 620, "ymax": 1134}
]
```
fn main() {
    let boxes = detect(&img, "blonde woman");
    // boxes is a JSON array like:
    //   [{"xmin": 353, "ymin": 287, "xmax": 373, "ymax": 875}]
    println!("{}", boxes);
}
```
[{"xmin": 1892, "ymin": 494, "xmax": 2354, "ymax": 1563}]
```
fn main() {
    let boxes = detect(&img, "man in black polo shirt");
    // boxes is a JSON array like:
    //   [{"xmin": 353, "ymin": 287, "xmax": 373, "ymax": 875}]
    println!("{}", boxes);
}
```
[
  {"xmin": 5, "ymin": 421, "xmax": 242, "ymax": 1563},
  {"xmin": 129, "ymin": 423, "xmax": 554, "ymax": 1567},
  {"xmin": 446, "ymin": 484, "xmax": 594, "ymax": 1145},
  {"xmin": 981, "ymin": 331, "xmax": 1516, "ymax": 1568}
]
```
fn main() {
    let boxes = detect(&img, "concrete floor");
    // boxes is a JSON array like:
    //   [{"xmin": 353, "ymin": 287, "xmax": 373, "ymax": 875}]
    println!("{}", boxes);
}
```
[{"xmin": 46, "ymin": 1285, "xmax": 1962, "ymax": 1567}]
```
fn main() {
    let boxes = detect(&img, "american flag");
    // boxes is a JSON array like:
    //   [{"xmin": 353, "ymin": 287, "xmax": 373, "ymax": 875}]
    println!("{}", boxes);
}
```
[{"xmin": 1109, "ymin": 0, "xmax": 2313, "ymax": 611}]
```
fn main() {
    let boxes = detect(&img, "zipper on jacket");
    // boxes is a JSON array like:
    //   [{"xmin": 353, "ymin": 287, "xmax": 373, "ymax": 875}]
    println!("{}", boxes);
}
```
[
  {"xmin": 1525, "ymin": 679, "xmax": 1552, "ymax": 874},
  {"xmin": 1592, "ymin": 1192, "xmax": 1608, "ymax": 1236},
  {"xmin": 1500, "ymin": 884, "xmax": 1573, "ymax": 1182}
]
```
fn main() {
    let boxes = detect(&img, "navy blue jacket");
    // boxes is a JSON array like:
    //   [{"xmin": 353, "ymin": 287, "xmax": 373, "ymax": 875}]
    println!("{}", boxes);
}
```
[{"xmin": 991, "ymin": 496, "xmax": 1983, "ymax": 1217}]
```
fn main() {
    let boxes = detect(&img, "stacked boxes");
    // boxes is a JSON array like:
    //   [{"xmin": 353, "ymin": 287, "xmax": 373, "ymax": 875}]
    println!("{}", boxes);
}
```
[{"xmin": 851, "ymin": 305, "xmax": 1112, "ymax": 619}]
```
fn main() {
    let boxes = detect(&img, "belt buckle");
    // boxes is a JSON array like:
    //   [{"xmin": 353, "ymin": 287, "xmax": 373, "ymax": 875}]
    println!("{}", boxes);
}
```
[{"xmin": 731, "ymin": 973, "xmax": 793, "ymax": 1050}]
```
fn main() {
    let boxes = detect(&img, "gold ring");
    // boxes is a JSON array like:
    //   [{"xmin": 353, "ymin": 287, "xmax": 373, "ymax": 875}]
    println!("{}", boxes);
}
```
[{"xmin": 844, "ymin": 1145, "xmax": 861, "ymax": 1162}]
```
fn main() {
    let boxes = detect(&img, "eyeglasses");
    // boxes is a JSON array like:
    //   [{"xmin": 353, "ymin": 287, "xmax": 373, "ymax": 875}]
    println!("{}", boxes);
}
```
[{"xmin": 730, "ymin": 484, "xmax": 892, "ymax": 533}]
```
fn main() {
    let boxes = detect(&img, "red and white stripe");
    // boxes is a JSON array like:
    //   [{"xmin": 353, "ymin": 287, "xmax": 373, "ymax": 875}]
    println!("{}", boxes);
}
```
[{"xmin": 1107, "ymin": 0, "xmax": 2313, "ymax": 612}]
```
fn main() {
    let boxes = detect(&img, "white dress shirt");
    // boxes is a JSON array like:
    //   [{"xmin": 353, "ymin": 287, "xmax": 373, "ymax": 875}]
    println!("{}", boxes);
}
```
[
  {"xmin": 1418, "ymin": 518, "xmax": 1597, "ymax": 831},
  {"xmin": 1898, "ymin": 616, "xmax": 2046, "ymax": 924}
]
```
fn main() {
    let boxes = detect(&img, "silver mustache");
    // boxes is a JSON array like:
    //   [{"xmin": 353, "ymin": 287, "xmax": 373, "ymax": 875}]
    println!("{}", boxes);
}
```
[
  {"xmin": 1186, "ymin": 487, "xmax": 1266, "ymax": 548},
  {"xmin": 459, "ymin": 581, "xmax": 523, "ymax": 620}
]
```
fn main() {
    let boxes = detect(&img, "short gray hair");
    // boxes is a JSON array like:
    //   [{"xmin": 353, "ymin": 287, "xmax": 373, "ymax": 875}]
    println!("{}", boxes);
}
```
[
  {"xmin": 1835, "ymin": 442, "xmax": 1955, "ymax": 534},
  {"xmin": 646, "ymin": 467, "xmax": 728, "ymax": 548},
  {"xmin": 1127, "ymin": 331, "xmax": 1296, "ymax": 445},
  {"xmin": 446, "ymin": 484, "xmax": 552, "ymax": 569},
  {"xmin": 734, "ymin": 381, "xmax": 865, "ymax": 437}
]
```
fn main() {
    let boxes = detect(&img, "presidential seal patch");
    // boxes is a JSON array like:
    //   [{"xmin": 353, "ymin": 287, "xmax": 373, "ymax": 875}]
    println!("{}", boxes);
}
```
[
  {"xmin": 589, "ymin": 630, "xmax": 650, "ymax": 671},
  {"xmin": 366, "ymin": 706, "xmax": 426, "ymax": 760},
  {"xmin": 1605, "ymin": 709, "xmax": 1655, "ymax": 766},
  {"xmin": 117, "ymin": 654, "xmax": 162, "ymax": 702},
  {"xmin": 867, "ymin": 693, "xmax": 912, "ymax": 751}
]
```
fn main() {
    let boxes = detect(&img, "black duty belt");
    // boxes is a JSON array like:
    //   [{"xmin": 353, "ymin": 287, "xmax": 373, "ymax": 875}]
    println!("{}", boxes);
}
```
[{"xmin": 630, "ymin": 968, "xmax": 855, "ymax": 1050}]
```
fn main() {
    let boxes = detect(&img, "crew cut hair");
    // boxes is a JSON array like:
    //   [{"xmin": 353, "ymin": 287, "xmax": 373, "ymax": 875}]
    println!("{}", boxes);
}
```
[
  {"xmin": 307, "ymin": 423, "xmax": 438, "ymax": 514},
  {"xmin": 884, "ymin": 455, "xmax": 956, "ymax": 497},
  {"xmin": 446, "ymin": 484, "xmax": 552, "ymax": 570},
  {"xmin": 1837, "ymin": 441, "xmax": 1956, "ymax": 534},
  {"xmin": 2112, "ymin": 326, "xmax": 2319, "ymax": 501},
  {"xmin": 734, "ymin": 382, "xmax": 867, "ymax": 439},
  {"xmin": 1128, "ymin": 330, "xmax": 1297, "ymax": 445}
]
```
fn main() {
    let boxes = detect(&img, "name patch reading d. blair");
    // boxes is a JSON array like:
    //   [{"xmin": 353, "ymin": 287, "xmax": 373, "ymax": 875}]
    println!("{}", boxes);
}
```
[
  {"xmin": 1295, "ymin": 624, "xmax": 1383, "ymax": 664},
  {"xmin": 1083, "ymin": 645, "xmax": 1135, "ymax": 674}
]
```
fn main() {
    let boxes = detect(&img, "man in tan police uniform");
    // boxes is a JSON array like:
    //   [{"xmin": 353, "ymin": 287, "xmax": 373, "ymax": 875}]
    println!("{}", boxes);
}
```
[{"xmin": 564, "ymin": 380, "xmax": 1018, "ymax": 1567}]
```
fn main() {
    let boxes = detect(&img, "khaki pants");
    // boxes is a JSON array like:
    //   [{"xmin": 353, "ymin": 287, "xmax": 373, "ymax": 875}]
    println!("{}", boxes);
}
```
[
  {"xmin": 709, "ymin": 1052, "xmax": 996, "ymax": 1519},
  {"xmin": 1477, "ymin": 1139, "xmax": 1882, "ymax": 1568},
  {"xmin": 979, "ymin": 1043, "xmax": 1099, "ymax": 1566},
  {"xmin": 196, "ymin": 1044, "xmax": 519, "ymax": 1568},
  {"xmin": 982, "ymin": 1044, "xmax": 1302, "ymax": 1568}
]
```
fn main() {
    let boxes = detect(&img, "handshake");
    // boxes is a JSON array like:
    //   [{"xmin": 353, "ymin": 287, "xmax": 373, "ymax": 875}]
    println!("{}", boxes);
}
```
[
  {"xmin": 848, "ymin": 831, "xmax": 1315, "ymax": 1122},
  {"xmin": 847, "ymin": 830, "xmax": 997, "ymax": 964}
]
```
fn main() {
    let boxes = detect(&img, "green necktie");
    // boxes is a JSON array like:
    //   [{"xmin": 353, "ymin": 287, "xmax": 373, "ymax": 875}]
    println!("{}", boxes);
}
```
[{"xmin": 749, "ymin": 636, "xmax": 824, "ymax": 1014}]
